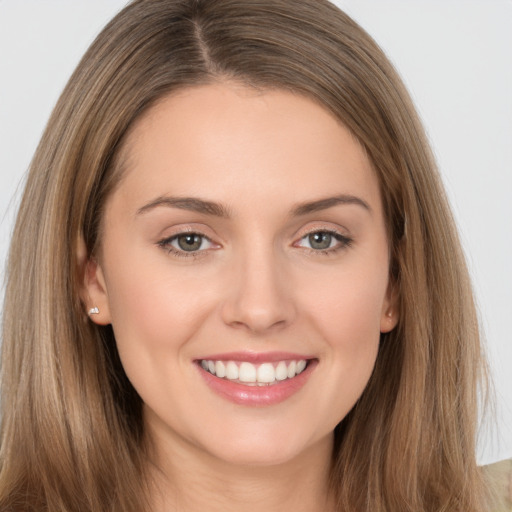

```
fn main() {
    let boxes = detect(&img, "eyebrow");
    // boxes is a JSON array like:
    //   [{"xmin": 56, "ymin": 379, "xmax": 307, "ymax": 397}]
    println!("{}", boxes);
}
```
[
  {"xmin": 137, "ymin": 196, "xmax": 231, "ymax": 217},
  {"xmin": 290, "ymin": 194, "xmax": 371, "ymax": 216},
  {"xmin": 136, "ymin": 193, "xmax": 371, "ymax": 218}
]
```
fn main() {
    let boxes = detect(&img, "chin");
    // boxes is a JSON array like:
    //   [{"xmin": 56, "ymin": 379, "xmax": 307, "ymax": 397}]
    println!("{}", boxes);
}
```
[{"xmin": 195, "ymin": 426, "xmax": 334, "ymax": 469}]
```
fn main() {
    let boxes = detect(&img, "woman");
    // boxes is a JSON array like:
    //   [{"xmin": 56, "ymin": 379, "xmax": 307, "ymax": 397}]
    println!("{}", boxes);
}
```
[{"xmin": 0, "ymin": 0, "xmax": 491, "ymax": 510}]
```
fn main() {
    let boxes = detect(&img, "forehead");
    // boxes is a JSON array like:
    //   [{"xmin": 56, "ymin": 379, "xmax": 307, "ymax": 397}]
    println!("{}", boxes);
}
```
[{"xmin": 111, "ymin": 82, "xmax": 382, "ymax": 217}]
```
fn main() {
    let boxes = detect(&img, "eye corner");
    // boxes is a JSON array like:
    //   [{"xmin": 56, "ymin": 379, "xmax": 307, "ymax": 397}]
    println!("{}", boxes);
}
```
[
  {"xmin": 156, "ymin": 231, "xmax": 221, "ymax": 259},
  {"xmin": 293, "ymin": 228, "xmax": 353, "ymax": 255}
]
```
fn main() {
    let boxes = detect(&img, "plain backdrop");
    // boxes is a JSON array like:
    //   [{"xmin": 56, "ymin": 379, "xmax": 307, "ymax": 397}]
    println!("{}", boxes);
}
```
[{"xmin": 0, "ymin": 0, "xmax": 511, "ymax": 465}]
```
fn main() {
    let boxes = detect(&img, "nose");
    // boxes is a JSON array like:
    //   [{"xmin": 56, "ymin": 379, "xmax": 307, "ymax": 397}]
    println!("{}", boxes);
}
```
[{"xmin": 220, "ymin": 247, "xmax": 296, "ymax": 335}]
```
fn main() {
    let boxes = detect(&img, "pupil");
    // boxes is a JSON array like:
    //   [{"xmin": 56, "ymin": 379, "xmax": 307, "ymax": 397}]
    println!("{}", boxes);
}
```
[
  {"xmin": 178, "ymin": 234, "xmax": 202, "ymax": 251},
  {"xmin": 309, "ymin": 232, "xmax": 331, "ymax": 250}
]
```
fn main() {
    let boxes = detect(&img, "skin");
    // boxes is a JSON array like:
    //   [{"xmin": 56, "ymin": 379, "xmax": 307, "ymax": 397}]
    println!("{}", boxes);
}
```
[{"xmin": 83, "ymin": 82, "xmax": 398, "ymax": 511}]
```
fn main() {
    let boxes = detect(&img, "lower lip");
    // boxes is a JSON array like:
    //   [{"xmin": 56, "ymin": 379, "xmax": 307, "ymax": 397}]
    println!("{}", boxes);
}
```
[{"xmin": 196, "ymin": 360, "xmax": 317, "ymax": 406}]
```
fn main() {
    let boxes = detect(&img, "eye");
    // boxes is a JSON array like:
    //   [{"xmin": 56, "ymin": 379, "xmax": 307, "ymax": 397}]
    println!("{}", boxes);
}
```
[
  {"xmin": 174, "ymin": 233, "xmax": 208, "ymax": 252},
  {"xmin": 295, "ymin": 230, "xmax": 352, "ymax": 253},
  {"xmin": 158, "ymin": 232, "xmax": 216, "ymax": 257}
]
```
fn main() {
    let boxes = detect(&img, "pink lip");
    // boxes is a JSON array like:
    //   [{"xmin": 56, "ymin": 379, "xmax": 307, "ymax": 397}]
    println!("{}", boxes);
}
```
[
  {"xmin": 196, "ymin": 351, "xmax": 312, "ymax": 364},
  {"xmin": 195, "ymin": 357, "xmax": 318, "ymax": 407}
]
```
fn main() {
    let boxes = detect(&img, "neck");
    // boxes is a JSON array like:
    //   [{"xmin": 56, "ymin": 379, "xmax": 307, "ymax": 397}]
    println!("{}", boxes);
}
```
[{"xmin": 146, "ymin": 425, "xmax": 336, "ymax": 512}]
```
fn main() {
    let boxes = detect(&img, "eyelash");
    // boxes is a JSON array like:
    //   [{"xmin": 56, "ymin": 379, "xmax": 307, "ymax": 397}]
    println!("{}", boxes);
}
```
[
  {"xmin": 157, "ymin": 229, "xmax": 353, "ymax": 259},
  {"xmin": 157, "ymin": 232, "xmax": 215, "ymax": 259},
  {"xmin": 296, "ymin": 229, "xmax": 353, "ymax": 256}
]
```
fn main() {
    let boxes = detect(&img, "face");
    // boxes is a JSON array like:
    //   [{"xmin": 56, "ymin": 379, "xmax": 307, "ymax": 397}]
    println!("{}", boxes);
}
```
[{"xmin": 84, "ymin": 83, "xmax": 397, "ymax": 468}]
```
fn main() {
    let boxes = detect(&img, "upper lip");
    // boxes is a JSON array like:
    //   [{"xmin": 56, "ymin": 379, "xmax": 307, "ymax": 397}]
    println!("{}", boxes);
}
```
[{"xmin": 195, "ymin": 351, "xmax": 314, "ymax": 364}]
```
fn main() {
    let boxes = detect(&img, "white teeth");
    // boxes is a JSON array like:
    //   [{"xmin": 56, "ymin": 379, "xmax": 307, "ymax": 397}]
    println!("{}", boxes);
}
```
[
  {"xmin": 287, "ymin": 360, "xmax": 297, "ymax": 378},
  {"xmin": 200, "ymin": 358, "xmax": 309, "ymax": 385},
  {"xmin": 257, "ymin": 363, "xmax": 276, "ymax": 383},
  {"xmin": 239, "ymin": 362, "xmax": 257, "ymax": 383},
  {"xmin": 275, "ymin": 361, "xmax": 288, "ymax": 381},
  {"xmin": 225, "ymin": 361, "xmax": 239, "ymax": 380},
  {"xmin": 215, "ymin": 360, "xmax": 226, "ymax": 378}
]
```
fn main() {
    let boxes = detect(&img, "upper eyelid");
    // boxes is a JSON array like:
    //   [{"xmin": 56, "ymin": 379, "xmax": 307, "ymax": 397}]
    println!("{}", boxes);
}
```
[
  {"xmin": 157, "ymin": 232, "xmax": 218, "ymax": 258},
  {"xmin": 157, "ymin": 224, "xmax": 351, "ymax": 247},
  {"xmin": 159, "ymin": 231, "xmax": 215, "ymax": 246},
  {"xmin": 300, "ymin": 227, "xmax": 344, "ymax": 236},
  {"xmin": 294, "ymin": 229, "xmax": 352, "ymax": 245},
  {"xmin": 157, "ymin": 224, "xmax": 219, "ymax": 241},
  {"xmin": 294, "ymin": 223, "xmax": 350, "ymax": 239},
  {"xmin": 158, "ymin": 232, "xmax": 349, "ymax": 259}
]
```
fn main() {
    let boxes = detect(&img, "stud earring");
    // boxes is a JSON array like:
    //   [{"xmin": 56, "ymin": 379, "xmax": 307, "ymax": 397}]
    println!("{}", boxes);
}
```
[{"xmin": 88, "ymin": 307, "xmax": 100, "ymax": 316}]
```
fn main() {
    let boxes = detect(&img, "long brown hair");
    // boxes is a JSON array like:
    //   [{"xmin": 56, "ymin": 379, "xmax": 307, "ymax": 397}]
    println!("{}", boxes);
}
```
[{"xmin": 0, "ymin": 1, "xmax": 489, "ymax": 510}]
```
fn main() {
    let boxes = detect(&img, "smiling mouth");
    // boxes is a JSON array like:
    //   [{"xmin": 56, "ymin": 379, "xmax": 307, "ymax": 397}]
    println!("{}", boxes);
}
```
[{"xmin": 198, "ymin": 359, "xmax": 309, "ymax": 386}]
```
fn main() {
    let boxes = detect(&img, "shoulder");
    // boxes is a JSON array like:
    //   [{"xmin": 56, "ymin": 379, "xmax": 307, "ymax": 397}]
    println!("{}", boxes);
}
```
[{"xmin": 482, "ymin": 458, "xmax": 512, "ymax": 511}]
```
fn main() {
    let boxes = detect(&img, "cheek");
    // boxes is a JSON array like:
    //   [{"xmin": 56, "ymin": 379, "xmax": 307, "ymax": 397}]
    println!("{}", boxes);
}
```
[
  {"xmin": 297, "ymin": 265, "xmax": 386, "ymax": 415},
  {"xmin": 103, "ymin": 257, "xmax": 217, "ymax": 376},
  {"xmin": 320, "ymin": 282, "xmax": 382, "ymax": 379},
  {"xmin": 301, "ymin": 262, "xmax": 387, "ymax": 344},
  {"xmin": 102, "ymin": 263, "xmax": 224, "ymax": 424}
]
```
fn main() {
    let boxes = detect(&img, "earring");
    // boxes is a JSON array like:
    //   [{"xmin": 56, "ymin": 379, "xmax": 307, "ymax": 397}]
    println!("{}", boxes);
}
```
[{"xmin": 88, "ymin": 307, "xmax": 100, "ymax": 316}]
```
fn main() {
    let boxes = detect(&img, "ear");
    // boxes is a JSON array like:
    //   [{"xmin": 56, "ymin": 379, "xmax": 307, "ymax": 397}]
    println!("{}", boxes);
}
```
[
  {"xmin": 77, "ymin": 236, "xmax": 112, "ymax": 325},
  {"xmin": 380, "ymin": 280, "xmax": 399, "ymax": 333}
]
